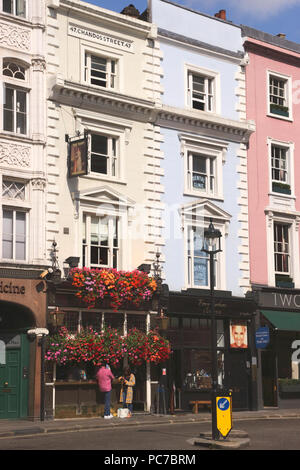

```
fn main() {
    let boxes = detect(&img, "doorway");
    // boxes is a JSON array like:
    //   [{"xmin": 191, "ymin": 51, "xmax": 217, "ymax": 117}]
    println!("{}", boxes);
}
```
[
  {"xmin": 226, "ymin": 350, "xmax": 250, "ymax": 410},
  {"xmin": 261, "ymin": 350, "xmax": 278, "ymax": 407},
  {"xmin": 0, "ymin": 333, "xmax": 30, "ymax": 419}
]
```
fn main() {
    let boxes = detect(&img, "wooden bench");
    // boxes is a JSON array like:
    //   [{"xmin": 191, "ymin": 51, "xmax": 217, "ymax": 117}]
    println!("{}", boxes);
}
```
[{"xmin": 190, "ymin": 400, "xmax": 211, "ymax": 414}]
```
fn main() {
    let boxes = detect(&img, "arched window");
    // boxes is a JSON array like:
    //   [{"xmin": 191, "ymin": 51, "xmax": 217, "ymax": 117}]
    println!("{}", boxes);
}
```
[
  {"xmin": 2, "ymin": 61, "xmax": 28, "ymax": 135},
  {"xmin": 3, "ymin": 61, "xmax": 26, "ymax": 80}
]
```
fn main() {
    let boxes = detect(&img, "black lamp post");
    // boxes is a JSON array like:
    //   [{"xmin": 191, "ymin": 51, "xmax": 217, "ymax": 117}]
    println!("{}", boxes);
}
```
[{"xmin": 202, "ymin": 219, "xmax": 222, "ymax": 441}]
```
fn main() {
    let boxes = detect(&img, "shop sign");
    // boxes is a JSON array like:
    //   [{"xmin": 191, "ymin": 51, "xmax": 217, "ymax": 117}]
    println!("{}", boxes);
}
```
[
  {"xmin": 255, "ymin": 327, "xmax": 270, "ymax": 349},
  {"xmin": 0, "ymin": 281, "xmax": 25, "ymax": 295},
  {"xmin": 216, "ymin": 396, "xmax": 232, "ymax": 438},
  {"xmin": 258, "ymin": 292, "xmax": 300, "ymax": 310},
  {"xmin": 68, "ymin": 24, "xmax": 134, "ymax": 52}
]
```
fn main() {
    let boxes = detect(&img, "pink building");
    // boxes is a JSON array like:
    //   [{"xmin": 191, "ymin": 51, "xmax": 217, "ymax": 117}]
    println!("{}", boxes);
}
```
[{"xmin": 243, "ymin": 26, "xmax": 300, "ymax": 408}]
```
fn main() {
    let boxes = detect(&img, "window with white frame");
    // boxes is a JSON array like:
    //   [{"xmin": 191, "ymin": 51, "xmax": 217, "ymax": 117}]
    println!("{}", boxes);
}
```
[
  {"xmin": 84, "ymin": 53, "xmax": 117, "ymax": 90},
  {"xmin": 271, "ymin": 143, "xmax": 292, "ymax": 194},
  {"xmin": 187, "ymin": 71, "xmax": 215, "ymax": 112},
  {"xmin": 2, "ymin": 0, "xmax": 26, "ymax": 17},
  {"xmin": 90, "ymin": 133, "xmax": 118, "ymax": 177},
  {"xmin": 82, "ymin": 214, "xmax": 119, "ymax": 269},
  {"xmin": 274, "ymin": 222, "xmax": 290, "ymax": 275},
  {"xmin": 3, "ymin": 60, "xmax": 28, "ymax": 135},
  {"xmin": 181, "ymin": 134, "xmax": 226, "ymax": 199},
  {"xmin": 2, "ymin": 179, "xmax": 25, "ymax": 200},
  {"xmin": 268, "ymin": 73, "xmax": 290, "ymax": 118},
  {"xmin": 187, "ymin": 152, "xmax": 216, "ymax": 195},
  {"xmin": 3, "ymin": 85, "xmax": 27, "ymax": 135},
  {"xmin": 2, "ymin": 208, "xmax": 26, "ymax": 260},
  {"xmin": 3, "ymin": 61, "xmax": 26, "ymax": 80},
  {"xmin": 187, "ymin": 225, "xmax": 220, "ymax": 288}
]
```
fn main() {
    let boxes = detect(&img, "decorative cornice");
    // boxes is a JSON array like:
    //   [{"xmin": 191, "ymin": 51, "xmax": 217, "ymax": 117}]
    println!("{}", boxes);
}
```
[
  {"xmin": 50, "ymin": 78, "xmax": 255, "ymax": 142},
  {"xmin": 59, "ymin": 0, "xmax": 155, "ymax": 38},
  {"xmin": 157, "ymin": 105, "xmax": 255, "ymax": 144}
]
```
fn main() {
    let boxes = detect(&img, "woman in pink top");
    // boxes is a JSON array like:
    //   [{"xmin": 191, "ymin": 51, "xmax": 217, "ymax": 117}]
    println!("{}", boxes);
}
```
[{"xmin": 96, "ymin": 365, "xmax": 115, "ymax": 419}]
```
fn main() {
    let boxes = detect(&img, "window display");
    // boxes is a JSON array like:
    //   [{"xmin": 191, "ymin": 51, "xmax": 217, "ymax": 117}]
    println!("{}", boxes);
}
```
[{"xmin": 183, "ymin": 349, "xmax": 224, "ymax": 390}]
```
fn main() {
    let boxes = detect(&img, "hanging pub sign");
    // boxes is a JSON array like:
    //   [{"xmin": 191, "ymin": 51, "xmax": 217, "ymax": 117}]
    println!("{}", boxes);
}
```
[{"xmin": 68, "ymin": 133, "xmax": 88, "ymax": 178}]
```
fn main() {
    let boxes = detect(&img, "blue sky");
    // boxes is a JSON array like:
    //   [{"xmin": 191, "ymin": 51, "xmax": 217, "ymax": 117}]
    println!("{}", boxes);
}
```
[{"xmin": 83, "ymin": 0, "xmax": 300, "ymax": 43}]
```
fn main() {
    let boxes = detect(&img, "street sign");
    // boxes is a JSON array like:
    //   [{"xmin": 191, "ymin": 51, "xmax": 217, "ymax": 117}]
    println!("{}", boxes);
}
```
[
  {"xmin": 216, "ymin": 396, "xmax": 232, "ymax": 439},
  {"xmin": 255, "ymin": 326, "xmax": 270, "ymax": 349}
]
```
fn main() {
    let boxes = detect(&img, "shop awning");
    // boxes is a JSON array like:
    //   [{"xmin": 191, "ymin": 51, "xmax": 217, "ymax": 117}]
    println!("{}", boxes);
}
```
[{"xmin": 261, "ymin": 310, "xmax": 300, "ymax": 331}]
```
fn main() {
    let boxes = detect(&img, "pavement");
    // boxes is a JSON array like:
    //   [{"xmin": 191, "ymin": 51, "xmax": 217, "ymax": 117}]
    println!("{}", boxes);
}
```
[{"xmin": 1, "ymin": 407, "xmax": 300, "ymax": 440}]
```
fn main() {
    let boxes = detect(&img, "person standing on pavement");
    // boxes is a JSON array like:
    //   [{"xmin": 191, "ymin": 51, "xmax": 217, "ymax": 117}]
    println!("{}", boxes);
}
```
[
  {"xmin": 119, "ymin": 366, "xmax": 135, "ymax": 417},
  {"xmin": 96, "ymin": 364, "xmax": 115, "ymax": 419}
]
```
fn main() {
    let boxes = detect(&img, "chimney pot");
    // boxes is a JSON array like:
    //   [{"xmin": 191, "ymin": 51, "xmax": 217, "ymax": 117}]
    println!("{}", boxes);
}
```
[{"xmin": 215, "ymin": 9, "xmax": 226, "ymax": 20}]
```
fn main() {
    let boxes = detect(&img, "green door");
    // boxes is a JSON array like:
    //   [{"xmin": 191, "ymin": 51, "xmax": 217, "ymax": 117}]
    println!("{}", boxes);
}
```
[{"xmin": 0, "ymin": 334, "xmax": 29, "ymax": 419}]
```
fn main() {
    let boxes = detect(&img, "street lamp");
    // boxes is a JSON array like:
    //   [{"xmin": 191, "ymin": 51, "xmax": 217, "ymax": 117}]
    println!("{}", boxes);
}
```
[{"xmin": 202, "ymin": 219, "xmax": 222, "ymax": 441}]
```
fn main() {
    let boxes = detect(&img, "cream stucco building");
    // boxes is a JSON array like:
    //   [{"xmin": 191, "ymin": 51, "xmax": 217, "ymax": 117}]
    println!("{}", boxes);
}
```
[{"xmin": 46, "ymin": 0, "xmax": 164, "ymax": 274}]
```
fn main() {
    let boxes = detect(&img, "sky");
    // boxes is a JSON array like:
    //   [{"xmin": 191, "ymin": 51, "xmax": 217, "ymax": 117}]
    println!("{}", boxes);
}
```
[{"xmin": 83, "ymin": 0, "xmax": 300, "ymax": 43}]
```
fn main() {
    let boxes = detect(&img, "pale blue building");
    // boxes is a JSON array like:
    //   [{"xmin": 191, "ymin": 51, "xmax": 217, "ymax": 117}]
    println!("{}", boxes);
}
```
[
  {"xmin": 147, "ymin": 0, "xmax": 257, "ymax": 411},
  {"xmin": 149, "ymin": 0, "xmax": 254, "ymax": 297}
]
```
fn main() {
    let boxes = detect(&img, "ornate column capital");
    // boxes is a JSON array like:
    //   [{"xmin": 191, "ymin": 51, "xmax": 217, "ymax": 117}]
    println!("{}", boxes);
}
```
[{"xmin": 31, "ymin": 177, "xmax": 47, "ymax": 191}]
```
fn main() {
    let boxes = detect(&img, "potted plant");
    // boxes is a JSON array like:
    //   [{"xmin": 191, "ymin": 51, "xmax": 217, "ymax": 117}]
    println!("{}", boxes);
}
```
[
  {"xmin": 272, "ymin": 181, "xmax": 291, "ymax": 195},
  {"xmin": 270, "ymin": 103, "xmax": 289, "ymax": 117},
  {"xmin": 275, "ymin": 274, "xmax": 294, "ymax": 288},
  {"xmin": 279, "ymin": 378, "xmax": 300, "ymax": 393}
]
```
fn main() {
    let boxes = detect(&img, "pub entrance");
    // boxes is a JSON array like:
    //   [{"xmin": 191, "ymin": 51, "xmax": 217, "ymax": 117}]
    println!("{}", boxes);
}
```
[
  {"xmin": 225, "ymin": 350, "xmax": 250, "ymax": 410},
  {"xmin": 0, "ymin": 301, "xmax": 34, "ymax": 419}
]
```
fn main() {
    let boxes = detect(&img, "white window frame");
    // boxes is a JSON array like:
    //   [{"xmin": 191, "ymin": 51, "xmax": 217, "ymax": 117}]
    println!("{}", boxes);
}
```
[
  {"xmin": 89, "ymin": 133, "xmax": 119, "ymax": 179},
  {"xmin": 73, "ymin": 110, "xmax": 132, "ymax": 184},
  {"xmin": 273, "ymin": 222, "xmax": 290, "ymax": 276},
  {"xmin": 265, "ymin": 210, "xmax": 300, "ymax": 288},
  {"xmin": 2, "ymin": 0, "xmax": 26, "ymax": 18},
  {"xmin": 3, "ymin": 84, "xmax": 28, "ymax": 136},
  {"xmin": 2, "ymin": 59, "xmax": 30, "ymax": 137},
  {"xmin": 185, "ymin": 64, "xmax": 220, "ymax": 114},
  {"xmin": 180, "ymin": 133, "xmax": 227, "ymax": 200},
  {"xmin": 83, "ymin": 50, "xmax": 119, "ymax": 91},
  {"xmin": 267, "ymin": 138, "xmax": 294, "ymax": 198},
  {"xmin": 74, "ymin": 187, "xmax": 135, "ymax": 272},
  {"xmin": 267, "ymin": 70, "xmax": 293, "ymax": 121},
  {"xmin": 1, "ymin": 206, "xmax": 28, "ymax": 262},
  {"xmin": 180, "ymin": 202, "xmax": 230, "ymax": 291},
  {"xmin": 82, "ymin": 213, "xmax": 119, "ymax": 269}
]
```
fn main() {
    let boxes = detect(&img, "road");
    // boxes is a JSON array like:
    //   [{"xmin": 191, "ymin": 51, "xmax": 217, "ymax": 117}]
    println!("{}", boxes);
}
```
[{"xmin": 0, "ymin": 418, "xmax": 300, "ymax": 452}]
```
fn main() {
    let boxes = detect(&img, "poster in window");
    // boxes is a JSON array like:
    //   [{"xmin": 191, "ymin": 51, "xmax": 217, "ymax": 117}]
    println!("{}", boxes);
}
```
[
  {"xmin": 69, "ymin": 138, "xmax": 88, "ymax": 177},
  {"xmin": 230, "ymin": 322, "xmax": 248, "ymax": 349}
]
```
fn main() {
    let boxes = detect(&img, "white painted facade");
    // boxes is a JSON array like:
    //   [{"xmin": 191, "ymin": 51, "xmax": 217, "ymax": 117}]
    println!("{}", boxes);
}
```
[
  {"xmin": 45, "ymin": 0, "xmax": 164, "ymax": 274},
  {"xmin": 0, "ymin": 0, "xmax": 47, "ymax": 269}
]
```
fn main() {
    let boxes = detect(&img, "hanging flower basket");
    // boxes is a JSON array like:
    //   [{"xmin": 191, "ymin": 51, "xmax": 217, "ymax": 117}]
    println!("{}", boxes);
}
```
[
  {"xmin": 70, "ymin": 268, "xmax": 157, "ymax": 311},
  {"xmin": 45, "ymin": 327, "xmax": 172, "ymax": 367}
]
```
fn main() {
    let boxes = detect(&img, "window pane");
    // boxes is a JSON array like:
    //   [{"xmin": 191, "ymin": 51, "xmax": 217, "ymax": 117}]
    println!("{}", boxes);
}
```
[
  {"xmin": 91, "ymin": 155, "xmax": 107, "ymax": 174},
  {"xmin": 2, "ymin": 210, "xmax": 13, "ymax": 259},
  {"xmin": 91, "ymin": 134, "xmax": 107, "ymax": 154},
  {"xmin": 3, "ymin": 0, "xmax": 12, "ymax": 14},
  {"xmin": 193, "ymin": 155, "xmax": 206, "ymax": 173},
  {"xmin": 15, "ymin": 211, "xmax": 26, "ymax": 260},
  {"xmin": 16, "ymin": 90, "xmax": 26, "ymax": 112},
  {"xmin": 194, "ymin": 258, "xmax": 208, "ymax": 286},
  {"xmin": 2, "ymin": 180, "xmax": 25, "ymax": 200},
  {"xmin": 16, "ymin": 0, "xmax": 26, "ymax": 16},
  {"xmin": 16, "ymin": 112, "xmax": 26, "ymax": 134},
  {"xmin": 3, "ymin": 110, "xmax": 14, "ymax": 132}
]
